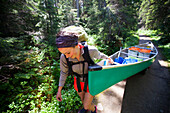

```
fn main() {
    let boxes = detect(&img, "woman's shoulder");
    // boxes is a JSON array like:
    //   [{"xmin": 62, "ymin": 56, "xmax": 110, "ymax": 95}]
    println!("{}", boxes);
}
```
[
  {"xmin": 86, "ymin": 45, "xmax": 99, "ymax": 58},
  {"xmin": 60, "ymin": 54, "xmax": 66, "ymax": 60}
]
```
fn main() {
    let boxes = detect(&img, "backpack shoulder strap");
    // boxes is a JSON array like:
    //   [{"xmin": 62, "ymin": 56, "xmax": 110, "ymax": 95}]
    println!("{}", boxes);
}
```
[
  {"xmin": 64, "ymin": 55, "xmax": 73, "ymax": 75},
  {"xmin": 82, "ymin": 45, "xmax": 95, "ymax": 66},
  {"xmin": 82, "ymin": 45, "xmax": 103, "ymax": 71}
]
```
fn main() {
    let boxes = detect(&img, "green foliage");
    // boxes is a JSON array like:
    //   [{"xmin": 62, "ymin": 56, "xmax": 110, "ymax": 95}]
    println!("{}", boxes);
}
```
[
  {"xmin": 124, "ymin": 34, "xmax": 139, "ymax": 48},
  {"xmin": 6, "ymin": 81, "xmax": 81, "ymax": 113},
  {"xmin": 158, "ymin": 43, "xmax": 170, "ymax": 62},
  {"xmin": 0, "ymin": 35, "xmax": 83, "ymax": 112},
  {"xmin": 94, "ymin": 34, "xmax": 122, "ymax": 55},
  {"xmin": 137, "ymin": 29, "xmax": 169, "ymax": 45},
  {"xmin": 0, "ymin": 0, "xmax": 40, "ymax": 37},
  {"xmin": 139, "ymin": 0, "xmax": 170, "ymax": 37},
  {"xmin": 79, "ymin": 0, "xmax": 139, "ymax": 55},
  {"xmin": 0, "ymin": 35, "xmax": 32, "ymax": 65},
  {"xmin": 137, "ymin": 29, "xmax": 160, "ymax": 36}
]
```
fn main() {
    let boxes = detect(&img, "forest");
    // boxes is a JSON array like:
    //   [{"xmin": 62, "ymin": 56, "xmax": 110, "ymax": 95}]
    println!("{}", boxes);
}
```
[{"xmin": 0, "ymin": 0, "xmax": 169, "ymax": 112}]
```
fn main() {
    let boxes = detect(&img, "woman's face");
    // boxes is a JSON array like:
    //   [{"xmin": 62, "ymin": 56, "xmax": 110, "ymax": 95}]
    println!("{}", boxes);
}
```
[{"xmin": 58, "ymin": 45, "xmax": 80, "ymax": 59}]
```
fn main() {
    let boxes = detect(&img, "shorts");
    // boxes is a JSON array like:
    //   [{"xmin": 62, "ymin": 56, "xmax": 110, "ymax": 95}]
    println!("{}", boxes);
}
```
[{"xmin": 74, "ymin": 77, "xmax": 89, "ymax": 93}]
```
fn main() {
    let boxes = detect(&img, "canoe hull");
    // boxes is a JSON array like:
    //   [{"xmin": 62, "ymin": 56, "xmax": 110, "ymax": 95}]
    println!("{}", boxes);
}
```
[{"xmin": 88, "ymin": 58, "xmax": 154, "ymax": 96}]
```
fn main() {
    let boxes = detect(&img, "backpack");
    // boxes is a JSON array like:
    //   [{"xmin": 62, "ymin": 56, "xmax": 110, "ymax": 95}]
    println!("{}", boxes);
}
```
[{"xmin": 64, "ymin": 44, "xmax": 102, "ymax": 92}]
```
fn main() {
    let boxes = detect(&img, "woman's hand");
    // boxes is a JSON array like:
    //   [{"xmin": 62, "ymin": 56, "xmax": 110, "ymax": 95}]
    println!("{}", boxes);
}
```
[
  {"xmin": 56, "ymin": 86, "xmax": 63, "ymax": 102},
  {"xmin": 56, "ymin": 91, "xmax": 62, "ymax": 102},
  {"xmin": 108, "ymin": 57, "xmax": 114, "ymax": 64}
]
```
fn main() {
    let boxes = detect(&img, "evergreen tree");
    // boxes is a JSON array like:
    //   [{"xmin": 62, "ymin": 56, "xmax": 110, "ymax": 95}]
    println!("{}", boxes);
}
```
[
  {"xmin": 0, "ymin": 0, "xmax": 40, "ymax": 37},
  {"xmin": 139, "ymin": 0, "xmax": 170, "ymax": 39},
  {"xmin": 80, "ymin": 0, "xmax": 139, "ymax": 55}
]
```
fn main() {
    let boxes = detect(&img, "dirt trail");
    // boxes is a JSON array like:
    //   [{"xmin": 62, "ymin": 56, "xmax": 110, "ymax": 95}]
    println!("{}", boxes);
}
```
[{"xmin": 92, "ymin": 35, "xmax": 170, "ymax": 113}]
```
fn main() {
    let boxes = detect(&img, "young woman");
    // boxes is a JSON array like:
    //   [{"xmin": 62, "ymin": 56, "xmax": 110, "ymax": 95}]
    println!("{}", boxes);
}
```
[{"xmin": 56, "ymin": 26, "xmax": 113, "ymax": 113}]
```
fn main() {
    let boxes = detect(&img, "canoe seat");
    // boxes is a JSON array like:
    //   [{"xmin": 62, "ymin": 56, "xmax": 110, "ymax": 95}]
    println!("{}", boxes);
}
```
[{"xmin": 121, "ymin": 52, "xmax": 151, "ymax": 59}]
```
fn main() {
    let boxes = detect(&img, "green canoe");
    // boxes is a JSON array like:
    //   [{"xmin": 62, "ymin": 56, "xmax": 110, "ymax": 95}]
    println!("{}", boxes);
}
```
[{"xmin": 88, "ymin": 42, "xmax": 158, "ymax": 96}]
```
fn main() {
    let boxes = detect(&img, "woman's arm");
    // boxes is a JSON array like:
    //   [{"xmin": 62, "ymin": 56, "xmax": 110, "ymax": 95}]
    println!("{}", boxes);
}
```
[
  {"xmin": 58, "ymin": 54, "xmax": 69, "ymax": 86},
  {"xmin": 56, "ymin": 54, "xmax": 69, "ymax": 101},
  {"xmin": 88, "ymin": 46, "xmax": 114, "ymax": 64},
  {"xmin": 56, "ymin": 86, "xmax": 63, "ymax": 101}
]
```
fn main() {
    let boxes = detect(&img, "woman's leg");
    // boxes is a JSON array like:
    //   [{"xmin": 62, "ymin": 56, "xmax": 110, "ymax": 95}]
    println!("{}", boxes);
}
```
[
  {"xmin": 78, "ymin": 91, "xmax": 85, "ymax": 104},
  {"xmin": 78, "ymin": 91, "xmax": 88, "ymax": 113},
  {"xmin": 83, "ymin": 92, "xmax": 95, "ymax": 112}
]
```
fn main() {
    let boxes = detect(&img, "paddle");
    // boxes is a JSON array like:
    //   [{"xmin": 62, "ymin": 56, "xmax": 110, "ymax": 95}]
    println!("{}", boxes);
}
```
[
  {"xmin": 118, "ymin": 47, "xmax": 122, "ymax": 58},
  {"xmin": 112, "ymin": 47, "xmax": 122, "ymax": 65}
]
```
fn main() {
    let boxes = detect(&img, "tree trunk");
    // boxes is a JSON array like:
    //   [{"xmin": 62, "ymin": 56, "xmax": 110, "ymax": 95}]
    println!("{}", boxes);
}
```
[
  {"xmin": 44, "ymin": 0, "xmax": 49, "ymax": 33},
  {"xmin": 55, "ymin": 0, "xmax": 58, "ymax": 14},
  {"xmin": 73, "ymin": 0, "xmax": 76, "ymax": 8},
  {"xmin": 76, "ymin": 0, "xmax": 79, "ymax": 17}
]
